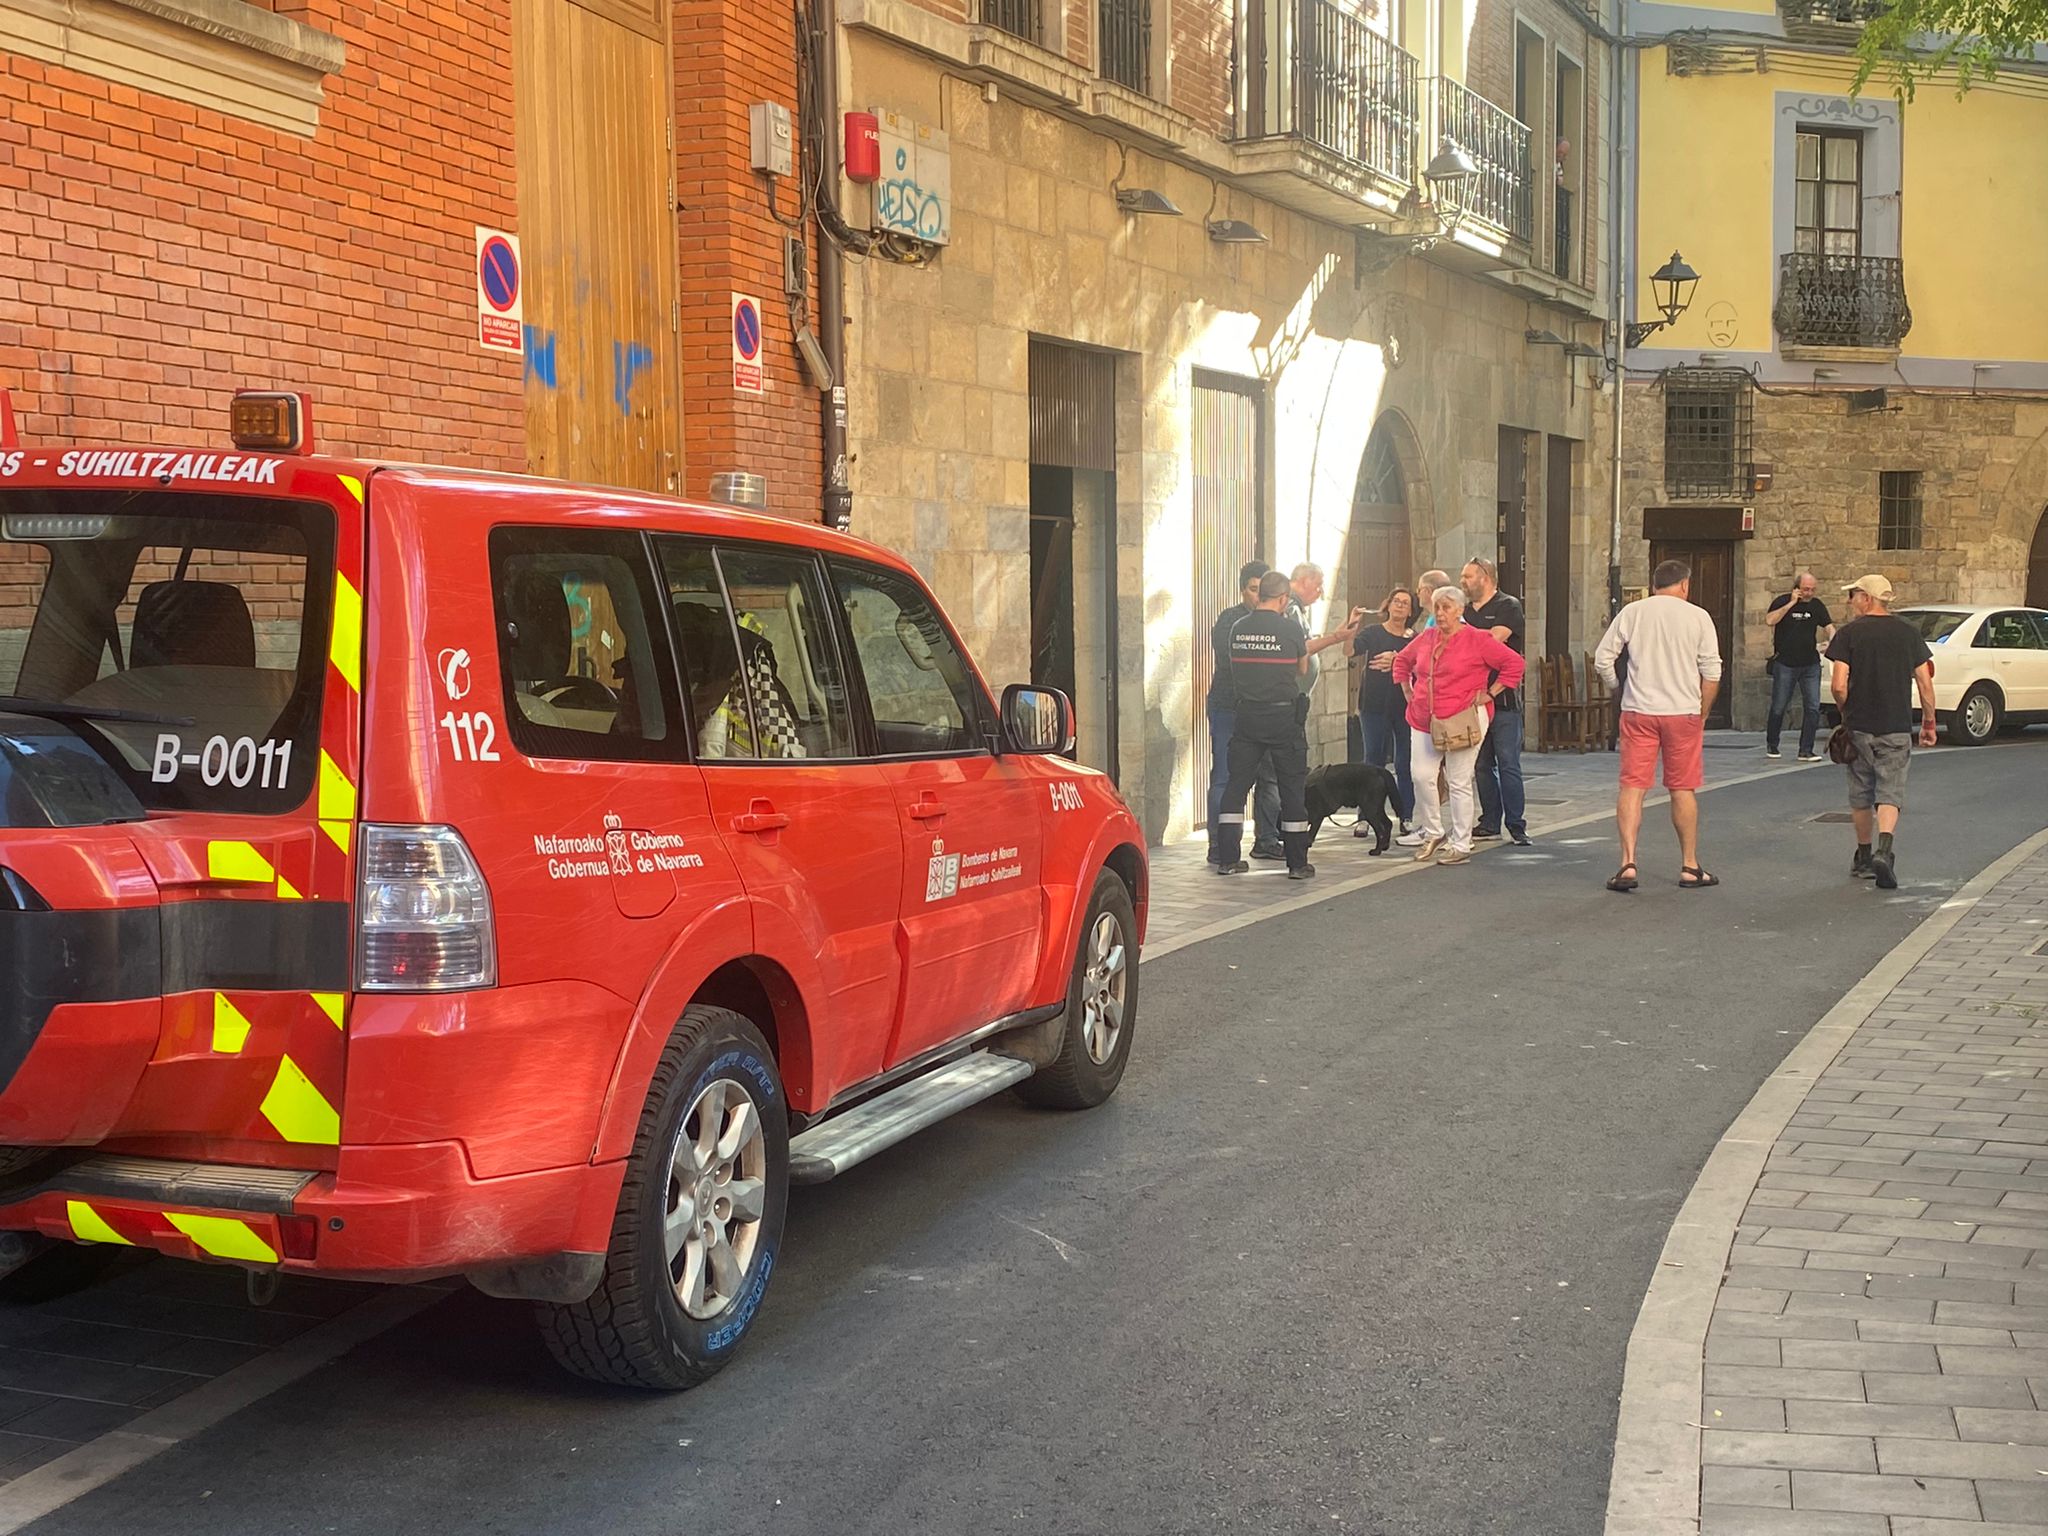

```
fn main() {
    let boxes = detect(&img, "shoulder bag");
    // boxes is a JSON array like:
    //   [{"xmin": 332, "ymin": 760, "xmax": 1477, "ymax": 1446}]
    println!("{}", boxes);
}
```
[{"xmin": 1427, "ymin": 633, "xmax": 1488, "ymax": 752}]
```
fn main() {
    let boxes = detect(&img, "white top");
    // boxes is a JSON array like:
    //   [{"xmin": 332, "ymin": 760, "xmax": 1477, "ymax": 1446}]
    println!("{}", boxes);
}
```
[{"xmin": 1593, "ymin": 594, "xmax": 1724, "ymax": 716}]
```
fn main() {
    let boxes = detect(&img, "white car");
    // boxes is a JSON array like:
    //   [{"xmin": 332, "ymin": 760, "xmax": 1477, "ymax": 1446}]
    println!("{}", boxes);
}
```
[{"xmin": 1893, "ymin": 604, "xmax": 2048, "ymax": 745}]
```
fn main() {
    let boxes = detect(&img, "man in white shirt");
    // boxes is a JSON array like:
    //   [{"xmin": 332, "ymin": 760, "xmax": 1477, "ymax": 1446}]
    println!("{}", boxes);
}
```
[{"xmin": 1592, "ymin": 560, "xmax": 1725, "ymax": 892}]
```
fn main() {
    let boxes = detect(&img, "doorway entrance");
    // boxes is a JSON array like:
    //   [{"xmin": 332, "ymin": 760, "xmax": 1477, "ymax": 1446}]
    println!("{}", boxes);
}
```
[
  {"xmin": 2028, "ymin": 507, "xmax": 2048, "ymax": 610},
  {"xmin": 1028, "ymin": 340, "xmax": 1118, "ymax": 780},
  {"xmin": 1649, "ymin": 538, "xmax": 1736, "ymax": 728},
  {"xmin": 1190, "ymin": 371, "xmax": 1266, "ymax": 825},
  {"xmin": 1544, "ymin": 437, "xmax": 1575, "ymax": 655},
  {"xmin": 1497, "ymin": 427, "xmax": 1534, "ymax": 598}
]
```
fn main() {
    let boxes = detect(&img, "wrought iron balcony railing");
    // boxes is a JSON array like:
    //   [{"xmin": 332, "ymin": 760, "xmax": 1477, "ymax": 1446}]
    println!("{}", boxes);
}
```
[
  {"xmin": 1780, "ymin": 0, "xmax": 1884, "ymax": 27},
  {"xmin": 980, "ymin": 0, "xmax": 1042, "ymax": 44},
  {"xmin": 1773, "ymin": 253, "xmax": 1913, "ymax": 349},
  {"xmin": 1554, "ymin": 186, "xmax": 1576, "ymax": 280},
  {"xmin": 1099, "ymin": 0, "xmax": 1152, "ymax": 94},
  {"xmin": 1431, "ymin": 76, "xmax": 1532, "ymax": 244},
  {"xmin": 1235, "ymin": 0, "xmax": 1422, "ymax": 187}
]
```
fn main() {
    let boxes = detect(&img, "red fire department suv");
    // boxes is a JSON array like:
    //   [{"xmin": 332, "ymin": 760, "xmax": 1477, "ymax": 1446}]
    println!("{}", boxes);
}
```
[{"xmin": 0, "ymin": 393, "xmax": 1145, "ymax": 1389}]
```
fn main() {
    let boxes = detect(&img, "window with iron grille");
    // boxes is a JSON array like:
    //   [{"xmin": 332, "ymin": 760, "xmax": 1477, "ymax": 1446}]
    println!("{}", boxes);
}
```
[
  {"xmin": 1099, "ymin": 0, "xmax": 1152, "ymax": 93},
  {"xmin": 981, "ymin": 0, "xmax": 1042, "ymax": 43},
  {"xmin": 1662, "ymin": 369, "xmax": 1753, "ymax": 499},
  {"xmin": 1879, "ymin": 471, "xmax": 1923, "ymax": 551}
]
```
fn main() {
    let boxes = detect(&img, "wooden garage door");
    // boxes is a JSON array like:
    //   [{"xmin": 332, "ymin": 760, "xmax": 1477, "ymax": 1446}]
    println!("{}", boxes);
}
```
[{"xmin": 513, "ymin": 0, "xmax": 681, "ymax": 493}]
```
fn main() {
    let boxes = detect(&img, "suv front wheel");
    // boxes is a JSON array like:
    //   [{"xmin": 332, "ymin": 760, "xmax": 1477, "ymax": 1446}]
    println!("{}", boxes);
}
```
[
  {"xmin": 539, "ymin": 1005, "xmax": 789, "ymax": 1389},
  {"xmin": 1017, "ymin": 870, "xmax": 1138, "ymax": 1111}
]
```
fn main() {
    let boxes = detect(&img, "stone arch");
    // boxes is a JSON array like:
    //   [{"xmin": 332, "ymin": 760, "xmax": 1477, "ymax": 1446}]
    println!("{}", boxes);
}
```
[
  {"xmin": 2030, "ymin": 506, "xmax": 2048, "ymax": 610},
  {"xmin": 1987, "ymin": 418, "xmax": 2048, "ymax": 606},
  {"xmin": 1348, "ymin": 409, "xmax": 1436, "ymax": 613}
]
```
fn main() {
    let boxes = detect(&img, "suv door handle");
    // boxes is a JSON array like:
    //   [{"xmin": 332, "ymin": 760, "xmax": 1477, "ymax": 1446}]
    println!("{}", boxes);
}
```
[
  {"xmin": 732, "ymin": 800, "xmax": 790, "ymax": 835},
  {"xmin": 908, "ymin": 798, "xmax": 948, "ymax": 820}
]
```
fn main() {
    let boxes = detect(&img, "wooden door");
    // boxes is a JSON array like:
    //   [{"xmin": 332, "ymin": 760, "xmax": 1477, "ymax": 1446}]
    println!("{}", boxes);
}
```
[
  {"xmin": 513, "ymin": 0, "xmax": 681, "ymax": 494},
  {"xmin": 1544, "ymin": 437, "xmax": 1574, "ymax": 655},
  {"xmin": 1650, "ymin": 539, "xmax": 1735, "ymax": 728}
]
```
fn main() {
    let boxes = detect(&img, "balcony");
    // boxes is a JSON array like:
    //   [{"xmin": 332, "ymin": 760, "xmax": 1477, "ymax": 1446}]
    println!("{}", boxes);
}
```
[
  {"xmin": 1235, "ymin": 0, "xmax": 1422, "ymax": 189},
  {"xmin": 980, "ymin": 0, "xmax": 1041, "ymax": 43},
  {"xmin": 1773, "ymin": 253, "xmax": 1913, "ymax": 352},
  {"xmin": 1099, "ymin": 0, "xmax": 1152, "ymax": 95},
  {"xmin": 1779, "ymin": 0, "xmax": 1885, "ymax": 40},
  {"xmin": 1431, "ymin": 76, "xmax": 1533, "ymax": 244}
]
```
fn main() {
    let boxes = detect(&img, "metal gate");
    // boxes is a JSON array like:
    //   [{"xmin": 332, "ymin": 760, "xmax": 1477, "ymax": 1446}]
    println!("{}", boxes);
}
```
[{"xmin": 1190, "ymin": 372, "xmax": 1265, "ymax": 826}]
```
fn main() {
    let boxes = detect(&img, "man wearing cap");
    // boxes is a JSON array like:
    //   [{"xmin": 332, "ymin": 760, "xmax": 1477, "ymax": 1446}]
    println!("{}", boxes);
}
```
[{"xmin": 1826, "ymin": 575, "xmax": 1937, "ymax": 891}]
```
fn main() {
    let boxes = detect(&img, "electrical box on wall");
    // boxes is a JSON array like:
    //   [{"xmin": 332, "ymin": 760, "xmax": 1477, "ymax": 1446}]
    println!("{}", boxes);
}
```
[
  {"xmin": 845, "ymin": 112, "xmax": 880, "ymax": 183},
  {"xmin": 749, "ymin": 102, "xmax": 795, "ymax": 178},
  {"xmin": 869, "ymin": 108, "xmax": 951, "ymax": 247}
]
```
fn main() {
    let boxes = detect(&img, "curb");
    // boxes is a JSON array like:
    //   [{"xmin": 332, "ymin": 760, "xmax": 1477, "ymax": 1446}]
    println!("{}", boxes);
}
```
[{"xmin": 1600, "ymin": 822, "xmax": 2048, "ymax": 1536}]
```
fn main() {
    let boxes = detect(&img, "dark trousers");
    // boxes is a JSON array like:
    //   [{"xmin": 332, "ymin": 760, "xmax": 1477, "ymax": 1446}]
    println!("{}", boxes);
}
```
[
  {"xmin": 1360, "ymin": 709, "xmax": 1414, "ymax": 822},
  {"xmin": 1475, "ymin": 706, "xmax": 1526, "ymax": 833},
  {"xmin": 1768, "ymin": 662, "xmax": 1824, "ymax": 756},
  {"xmin": 1207, "ymin": 701, "xmax": 1279, "ymax": 862},
  {"xmin": 1213, "ymin": 703, "xmax": 1312, "ymax": 870}
]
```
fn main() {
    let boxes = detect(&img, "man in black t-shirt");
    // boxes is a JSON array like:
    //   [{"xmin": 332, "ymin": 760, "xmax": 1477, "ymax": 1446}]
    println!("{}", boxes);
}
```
[
  {"xmin": 1462, "ymin": 558, "xmax": 1529, "ymax": 844},
  {"xmin": 1212, "ymin": 572, "xmax": 1358, "ymax": 879},
  {"xmin": 1764, "ymin": 571, "xmax": 1835, "ymax": 761},
  {"xmin": 1206, "ymin": 561, "xmax": 1283, "ymax": 866},
  {"xmin": 1826, "ymin": 575, "xmax": 1936, "ymax": 891}
]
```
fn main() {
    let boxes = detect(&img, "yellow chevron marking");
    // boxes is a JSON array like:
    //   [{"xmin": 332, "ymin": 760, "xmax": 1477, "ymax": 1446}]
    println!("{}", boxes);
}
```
[
  {"xmin": 261, "ymin": 1056, "xmax": 340, "ymax": 1146},
  {"xmin": 329, "ymin": 572, "xmax": 362, "ymax": 693},
  {"xmin": 320, "ymin": 820, "xmax": 352, "ymax": 857},
  {"xmin": 336, "ymin": 474, "xmax": 364, "ymax": 506},
  {"xmin": 275, "ymin": 872, "xmax": 303, "ymax": 902},
  {"xmin": 67, "ymin": 1201, "xmax": 132, "ymax": 1246},
  {"xmin": 211, "ymin": 994, "xmax": 252, "ymax": 1054},
  {"xmin": 318, "ymin": 750, "xmax": 356, "ymax": 828},
  {"xmin": 165, "ymin": 1213, "xmax": 278, "ymax": 1264},
  {"xmin": 207, "ymin": 840, "xmax": 275, "ymax": 885},
  {"xmin": 312, "ymin": 992, "xmax": 345, "ymax": 1030}
]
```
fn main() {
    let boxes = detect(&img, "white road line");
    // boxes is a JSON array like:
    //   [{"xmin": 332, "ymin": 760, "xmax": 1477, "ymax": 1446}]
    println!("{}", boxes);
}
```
[{"xmin": 1600, "ymin": 822, "xmax": 2048, "ymax": 1536}]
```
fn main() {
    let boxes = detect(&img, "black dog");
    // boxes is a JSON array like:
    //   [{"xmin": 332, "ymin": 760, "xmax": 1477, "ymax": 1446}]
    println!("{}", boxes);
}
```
[{"xmin": 1303, "ymin": 762, "xmax": 1396, "ymax": 854}]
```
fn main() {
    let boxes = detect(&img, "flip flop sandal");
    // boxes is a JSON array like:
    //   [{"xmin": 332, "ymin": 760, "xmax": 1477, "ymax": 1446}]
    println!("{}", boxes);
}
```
[
  {"xmin": 1679, "ymin": 866, "xmax": 1721, "ymax": 889},
  {"xmin": 1606, "ymin": 863, "xmax": 1639, "ymax": 893}
]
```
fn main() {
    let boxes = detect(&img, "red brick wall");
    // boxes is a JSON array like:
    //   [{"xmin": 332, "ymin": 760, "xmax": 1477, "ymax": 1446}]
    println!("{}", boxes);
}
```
[
  {"xmin": 1171, "ymin": 0, "xmax": 1234, "ymax": 138},
  {"xmin": 672, "ymin": 0, "xmax": 823, "ymax": 520},
  {"xmin": 0, "ymin": 2, "xmax": 526, "ymax": 468}
]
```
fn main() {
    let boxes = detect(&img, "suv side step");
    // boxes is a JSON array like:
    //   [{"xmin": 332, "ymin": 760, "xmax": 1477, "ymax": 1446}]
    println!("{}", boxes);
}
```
[
  {"xmin": 28, "ymin": 1155, "xmax": 317, "ymax": 1214},
  {"xmin": 789, "ymin": 1052, "xmax": 1034, "ymax": 1184}
]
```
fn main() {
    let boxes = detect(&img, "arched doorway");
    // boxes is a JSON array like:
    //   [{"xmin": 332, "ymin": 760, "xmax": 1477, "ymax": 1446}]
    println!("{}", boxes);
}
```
[
  {"xmin": 2029, "ymin": 507, "xmax": 2048, "ymax": 610},
  {"xmin": 1350, "ymin": 424, "xmax": 1413, "ymax": 618}
]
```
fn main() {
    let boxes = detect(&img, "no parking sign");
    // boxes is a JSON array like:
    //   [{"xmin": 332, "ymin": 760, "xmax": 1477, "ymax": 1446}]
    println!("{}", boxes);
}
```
[
  {"xmin": 476, "ymin": 227, "xmax": 523, "ymax": 356},
  {"xmin": 732, "ymin": 293, "xmax": 764, "ymax": 394}
]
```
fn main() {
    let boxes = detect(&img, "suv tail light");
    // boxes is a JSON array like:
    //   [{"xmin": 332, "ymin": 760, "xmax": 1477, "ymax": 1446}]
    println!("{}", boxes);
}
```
[{"xmin": 356, "ymin": 825, "xmax": 496, "ymax": 992}]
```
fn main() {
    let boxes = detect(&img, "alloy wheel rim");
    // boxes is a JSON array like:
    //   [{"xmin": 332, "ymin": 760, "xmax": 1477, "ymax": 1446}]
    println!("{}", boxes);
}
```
[
  {"xmin": 1080, "ymin": 911, "xmax": 1127, "ymax": 1065},
  {"xmin": 663, "ymin": 1078, "xmax": 767, "ymax": 1320},
  {"xmin": 1966, "ymin": 694, "xmax": 1995, "ymax": 738}
]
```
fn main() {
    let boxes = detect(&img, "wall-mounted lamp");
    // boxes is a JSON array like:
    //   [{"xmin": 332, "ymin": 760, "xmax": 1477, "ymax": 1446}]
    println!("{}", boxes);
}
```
[
  {"xmin": 1116, "ymin": 187, "xmax": 1181, "ymax": 216},
  {"xmin": 1564, "ymin": 341, "xmax": 1605, "ymax": 361},
  {"xmin": 1354, "ymin": 138, "xmax": 1481, "ymax": 275},
  {"xmin": 1207, "ymin": 218, "xmax": 1268, "ymax": 244},
  {"xmin": 1525, "ymin": 328, "xmax": 1568, "ymax": 347},
  {"xmin": 1624, "ymin": 251, "xmax": 1701, "ymax": 349}
]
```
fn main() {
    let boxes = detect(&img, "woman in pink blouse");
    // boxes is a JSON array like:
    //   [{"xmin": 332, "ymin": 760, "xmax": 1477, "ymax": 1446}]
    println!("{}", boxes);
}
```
[{"xmin": 1392, "ymin": 585, "xmax": 1527, "ymax": 865}]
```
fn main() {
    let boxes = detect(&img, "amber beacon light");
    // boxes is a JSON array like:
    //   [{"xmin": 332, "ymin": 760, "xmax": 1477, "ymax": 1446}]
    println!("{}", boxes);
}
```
[{"xmin": 229, "ymin": 391, "xmax": 314, "ymax": 454}]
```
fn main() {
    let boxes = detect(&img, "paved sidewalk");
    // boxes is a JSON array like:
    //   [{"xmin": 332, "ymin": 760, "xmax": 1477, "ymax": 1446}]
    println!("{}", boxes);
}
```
[
  {"xmin": 1145, "ymin": 731, "xmax": 1801, "ymax": 950},
  {"xmin": 1696, "ymin": 841, "xmax": 2048, "ymax": 1534}
]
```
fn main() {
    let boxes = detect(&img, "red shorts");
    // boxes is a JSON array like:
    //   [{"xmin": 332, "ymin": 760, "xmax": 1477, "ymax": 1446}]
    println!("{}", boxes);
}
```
[{"xmin": 1619, "ymin": 711, "xmax": 1705, "ymax": 792}]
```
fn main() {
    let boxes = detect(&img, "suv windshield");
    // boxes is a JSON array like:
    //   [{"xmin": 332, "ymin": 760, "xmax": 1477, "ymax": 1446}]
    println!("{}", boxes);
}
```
[
  {"xmin": 1896, "ymin": 609, "xmax": 1971, "ymax": 644},
  {"xmin": 0, "ymin": 489, "xmax": 334, "ymax": 814}
]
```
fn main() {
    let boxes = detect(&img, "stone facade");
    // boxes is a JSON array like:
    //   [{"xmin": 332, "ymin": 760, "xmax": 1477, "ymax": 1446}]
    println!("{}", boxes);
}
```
[
  {"xmin": 1619, "ymin": 381, "xmax": 2048, "ymax": 727},
  {"xmin": 842, "ymin": 18, "xmax": 1612, "ymax": 843}
]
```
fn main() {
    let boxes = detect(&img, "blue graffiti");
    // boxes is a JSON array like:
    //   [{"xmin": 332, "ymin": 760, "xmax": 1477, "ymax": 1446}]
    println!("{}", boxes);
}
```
[
  {"xmin": 523, "ymin": 326, "xmax": 558, "ymax": 389},
  {"xmin": 612, "ymin": 340, "xmax": 654, "ymax": 416},
  {"xmin": 877, "ymin": 177, "xmax": 944, "ymax": 241}
]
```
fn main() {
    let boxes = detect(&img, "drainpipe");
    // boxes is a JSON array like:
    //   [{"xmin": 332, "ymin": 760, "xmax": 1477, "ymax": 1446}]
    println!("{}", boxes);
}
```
[
  {"xmin": 815, "ymin": 0, "xmax": 852, "ymax": 531},
  {"xmin": 1606, "ymin": 24, "xmax": 1631, "ymax": 620}
]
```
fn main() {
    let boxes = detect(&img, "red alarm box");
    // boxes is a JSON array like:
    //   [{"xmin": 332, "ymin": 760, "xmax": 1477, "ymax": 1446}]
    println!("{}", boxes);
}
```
[{"xmin": 845, "ymin": 111, "xmax": 880, "ymax": 183}]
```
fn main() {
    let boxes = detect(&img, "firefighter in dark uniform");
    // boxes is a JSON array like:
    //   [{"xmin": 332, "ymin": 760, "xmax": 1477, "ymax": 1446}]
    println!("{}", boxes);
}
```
[{"xmin": 1213, "ymin": 571, "xmax": 1358, "ymax": 881}]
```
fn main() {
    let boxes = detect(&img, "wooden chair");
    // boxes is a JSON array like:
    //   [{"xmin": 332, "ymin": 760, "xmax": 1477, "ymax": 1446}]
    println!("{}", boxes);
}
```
[
  {"xmin": 1582, "ymin": 652, "xmax": 1618, "ymax": 751},
  {"xmin": 1538, "ymin": 655, "xmax": 1586, "ymax": 752}
]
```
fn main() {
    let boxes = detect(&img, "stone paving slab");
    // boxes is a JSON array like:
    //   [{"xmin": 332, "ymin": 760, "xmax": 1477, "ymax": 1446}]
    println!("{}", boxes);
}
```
[{"xmin": 1697, "ymin": 842, "xmax": 2048, "ymax": 1533}]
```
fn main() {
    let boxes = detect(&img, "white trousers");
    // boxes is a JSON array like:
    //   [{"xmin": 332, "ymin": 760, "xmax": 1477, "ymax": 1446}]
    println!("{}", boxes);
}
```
[{"xmin": 1410, "ymin": 724, "xmax": 1484, "ymax": 852}]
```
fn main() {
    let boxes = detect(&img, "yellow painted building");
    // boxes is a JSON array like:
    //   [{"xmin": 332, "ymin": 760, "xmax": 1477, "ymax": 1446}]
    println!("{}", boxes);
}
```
[{"xmin": 1616, "ymin": 6, "xmax": 2048, "ymax": 727}]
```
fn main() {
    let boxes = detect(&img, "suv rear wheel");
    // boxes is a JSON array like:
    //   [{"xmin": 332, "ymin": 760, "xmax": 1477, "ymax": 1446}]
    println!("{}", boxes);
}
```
[
  {"xmin": 539, "ymin": 1005, "xmax": 788, "ymax": 1389},
  {"xmin": 1017, "ymin": 870, "xmax": 1138, "ymax": 1111},
  {"xmin": 1951, "ymin": 683, "xmax": 2001, "ymax": 746}
]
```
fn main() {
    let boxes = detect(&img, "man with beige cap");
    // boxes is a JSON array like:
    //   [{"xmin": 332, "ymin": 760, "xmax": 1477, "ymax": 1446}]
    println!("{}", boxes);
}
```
[{"xmin": 1825, "ymin": 574, "xmax": 1937, "ymax": 890}]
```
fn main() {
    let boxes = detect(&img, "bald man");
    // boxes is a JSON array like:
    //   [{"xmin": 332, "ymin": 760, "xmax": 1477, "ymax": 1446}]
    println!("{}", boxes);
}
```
[{"xmin": 1765, "ymin": 570, "xmax": 1834, "ymax": 761}]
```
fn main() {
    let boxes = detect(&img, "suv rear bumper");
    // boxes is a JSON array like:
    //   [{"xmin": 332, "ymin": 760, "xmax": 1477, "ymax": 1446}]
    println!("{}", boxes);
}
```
[{"xmin": 0, "ymin": 1143, "xmax": 626, "ymax": 1291}]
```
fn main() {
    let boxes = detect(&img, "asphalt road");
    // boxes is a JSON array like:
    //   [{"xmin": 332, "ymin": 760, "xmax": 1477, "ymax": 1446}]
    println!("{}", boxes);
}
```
[{"xmin": 21, "ymin": 741, "xmax": 2048, "ymax": 1536}]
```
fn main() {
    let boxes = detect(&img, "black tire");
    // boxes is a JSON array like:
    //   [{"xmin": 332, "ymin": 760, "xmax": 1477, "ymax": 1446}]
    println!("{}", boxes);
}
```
[
  {"xmin": 538, "ymin": 1005, "xmax": 788, "ymax": 1390},
  {"xmin": 0, "ymin": 1148, "xmax": 48, "ymax": 1178},
  {"xmin": 1017, "ymin": 870, "xmax": 1138, "ymax": 1111},
  {"xmin": 0, "ymin": 1242, "xmax": 125, "ymax": 1305},
  {"xmin": 1950, "ymin": 684, "xmax": 2001, "ymax": 746}
]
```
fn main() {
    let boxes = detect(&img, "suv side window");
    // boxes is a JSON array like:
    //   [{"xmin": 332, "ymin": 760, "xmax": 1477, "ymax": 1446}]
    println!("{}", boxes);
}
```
[
  {"xmin": 829, "ymin": 561, "xmax": 985, "ymax": 757},
  {"xmin": 487, "ymin": 527, "xmax": 678, "ymax": 761},
  {"xmin": 657, "ymin": 539, "xmax": 857, "ymax": 761}
]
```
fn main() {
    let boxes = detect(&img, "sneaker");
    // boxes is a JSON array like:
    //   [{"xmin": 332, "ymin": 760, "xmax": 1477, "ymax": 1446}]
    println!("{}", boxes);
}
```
[
  {"xmin": 1285, "ymin": 864, "xmax": 1317, "ymax": 881},
  {"xmin": 1871, "ymin": 850, "xmax": 1898, "ymax": 890},
  {"xmin": 1473, "ymin": 826, "xmax": 1502, "ymax": 841},
  {"xmin": 1250, "ymin": 845, "xmax": 1287, "ymax": 862},
  {"xmin": 1396, "ymin": 830, "xmax": 1427, "ymax": 847},
  {"xmin": 1851, "ymin": 847, "xmax": 1874, "ymax": 880},
  {"xmin": 1765, "ymin": 749, "xmax": 1782, "ymax": 760},
  {"xmin": 1798, "ymin": 753, "xmax": 1823, "ymax": 764},
  {"xmin": 1437, "ymin": 848, "xmax": 1472, "ymax": 866},
  {"xmin": 1508, "ymin": 826, "xmax": 1531, "ymax": 847},
  {"xmin": 1214, "ymin": 860, "xmax": 1248, "ymax": 876},
  {"xmin": 1412, "ymin": 835, "xmax": 1445, "ymax": 863}
]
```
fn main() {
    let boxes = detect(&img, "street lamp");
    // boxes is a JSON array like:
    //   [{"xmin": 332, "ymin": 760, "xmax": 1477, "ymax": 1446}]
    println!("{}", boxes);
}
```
[{"xmin": 1624, "ymin": 251, "xmax": 1700, "ymax": 349}]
